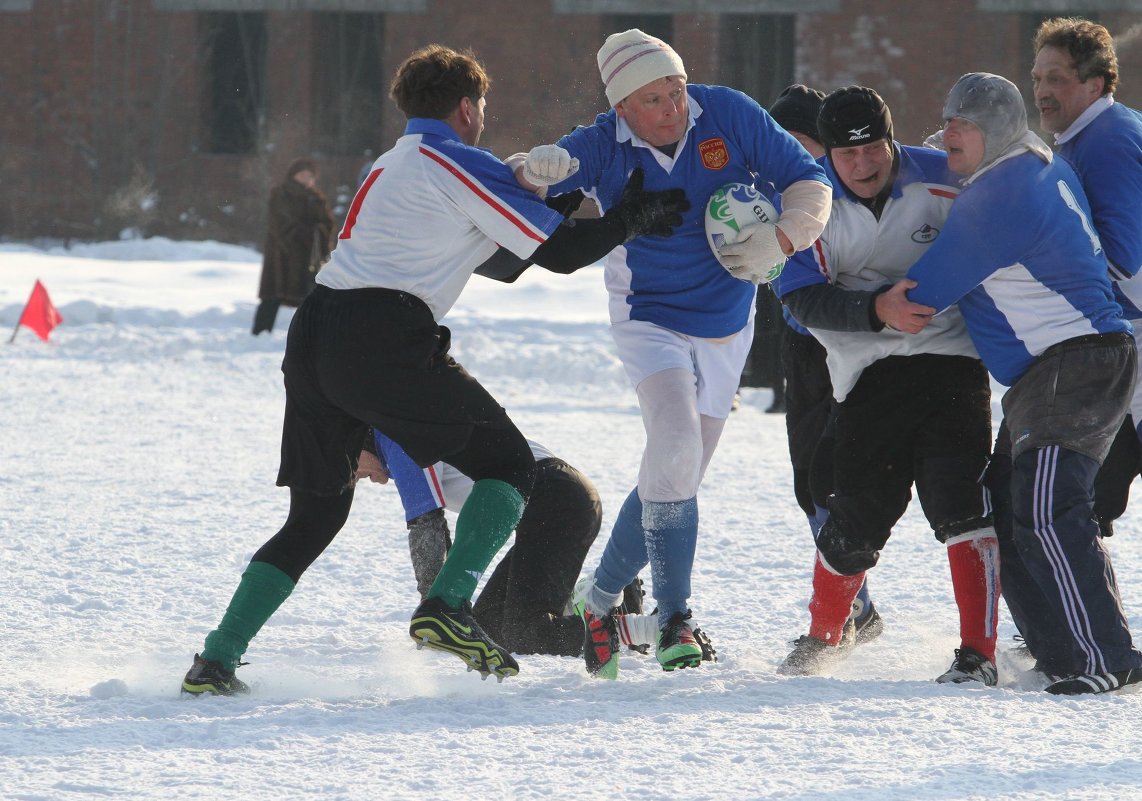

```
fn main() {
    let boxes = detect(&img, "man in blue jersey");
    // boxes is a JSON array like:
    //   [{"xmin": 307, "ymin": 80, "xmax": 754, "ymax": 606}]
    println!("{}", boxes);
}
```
[
  {"xmin": 180, "ymin": 44, "xmax": 689, "ymax": 695},
  {"xmin": 892, "ymin": 72, "xmax": 1141, "ymax": 695},
  {"xmin": 986, "ymin": 18, "xmax": 1142, "ymax": 682},
  {"xmin": 517, "ymin": 29, "xmax": 832, "ymax": 678},
  {"xmin": 1033, "ymin": 21, "xmax": 1142, "ymax": 541},
  {"xmin": 771, "ymin": 87, "xmax": 1000, "ymax": 685}
]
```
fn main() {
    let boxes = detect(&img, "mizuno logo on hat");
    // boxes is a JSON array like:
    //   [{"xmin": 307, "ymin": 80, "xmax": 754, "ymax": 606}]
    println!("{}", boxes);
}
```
[{"xmin": 848, "ymin": 125, "xmax": 871, "ymax": 139}]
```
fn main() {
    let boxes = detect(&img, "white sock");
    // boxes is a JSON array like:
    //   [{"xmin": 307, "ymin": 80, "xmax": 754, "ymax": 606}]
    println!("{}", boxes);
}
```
[
  {"xmin": 585, "ymin": 583, "xmax": 623, "ymax": 616},
  {"xmin": 616, "ymin": 613, "xmax": 658, "ymax": 647}
]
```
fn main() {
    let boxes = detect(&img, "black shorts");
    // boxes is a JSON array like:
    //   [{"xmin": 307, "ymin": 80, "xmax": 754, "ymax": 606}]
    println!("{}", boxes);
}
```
[
  {"xmin": 277, "ymin": 285, "xmax": 516, "ymax": 495},
  {"xmin": 830, "ymin": 354, "xmax": 992, "ymax": 544},
  {"xmin": 781, "ymin": 329, "xmax": 832, "ymax": 472}
]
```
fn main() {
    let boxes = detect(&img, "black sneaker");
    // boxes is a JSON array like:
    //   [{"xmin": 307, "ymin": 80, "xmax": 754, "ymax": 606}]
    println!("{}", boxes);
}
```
[
  {"xmin": 1046, "ymin": 668, "xmax": 1142, "ymax": 695},
  {"xmin": 618, "ymin": 577, "xmax": 645, "ymax": 616},
  {"xmin": 657, "ymin": 611, "xmax": 704, "ymax": 671},
  {"xmin": 852, "ymin": 602, "xmax": 884, "ymax": 645},
  {"xmin": 181, "ymin": 654, "xmax": 250, "ymax": 697},
  {"xmin": 409, "ymin": 596, "xmax": 519, "ymax": 682},
  {"xmin": 776, "ymin": 620, "xmax": 855, "ymax": 676},
  {"xmin": 936, "ymin": 647, "xmax": 998, "ymax": 686}
]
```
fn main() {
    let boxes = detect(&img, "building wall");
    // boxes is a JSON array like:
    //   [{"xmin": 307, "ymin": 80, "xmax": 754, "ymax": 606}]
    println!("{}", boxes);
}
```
[
  {"xmin": 798, "ymin": 2, "xmax": 1142, "ymax": 147},
  {"xmin": 1, "ymin": 0, "xmax": 1138, "ymax": 244}
]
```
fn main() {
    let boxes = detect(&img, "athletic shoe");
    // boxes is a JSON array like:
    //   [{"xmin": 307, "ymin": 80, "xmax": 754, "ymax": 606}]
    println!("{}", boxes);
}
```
[
  {"xmin": 852, "ymin": 602, "xmax": 884, "ymax": 645},
  {"xmin": 657, "ymin": 611, "xmax": 704, "ymax": 671},
  {"xmin": 936, "ymin": 647, "xmax": 998, "ymax": 687},
  {"xmin": 619, "ymin": 578, "xmax": 650, "ymax": 654},
  {"xmin": 581, "ymin": 606, "xmax": 621, "ymax": 679},
  {"xmin": 566, "ymin": 576, "xmax": 592, "ymax": 618},
  {"xmin": 619, "ymin": 577, "xmax": 645, "ymax": 616},
  {"xmin": 181, "ymin": 653, "xmax": 250, "ymax": 697},
  {"xmin": 1046, "ymin": 669, "xmax": 1142, "ymax": 695},
  {"xmin": 409, "ymin": 596, "xmax": 519, "ymax": 682},
  {"xmin": 691, "ymin": 625, "xmax": 718, "ymax": 663},
  {"xmin": 776, "ymin": 620, "xmax": 855, "ymax": 676}
]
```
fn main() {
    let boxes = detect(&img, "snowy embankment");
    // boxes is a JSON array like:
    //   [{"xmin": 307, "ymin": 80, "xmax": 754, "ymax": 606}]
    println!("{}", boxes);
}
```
[{"xmin": 2, "ymin": 239, "xmax": 1141, "ymax": 801}]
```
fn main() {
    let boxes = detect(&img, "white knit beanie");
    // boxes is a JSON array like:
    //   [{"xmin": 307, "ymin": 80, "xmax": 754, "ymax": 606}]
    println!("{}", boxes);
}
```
[{"xmin": 597, "ymin": 29, "xmax": 687, "ymax": 107}]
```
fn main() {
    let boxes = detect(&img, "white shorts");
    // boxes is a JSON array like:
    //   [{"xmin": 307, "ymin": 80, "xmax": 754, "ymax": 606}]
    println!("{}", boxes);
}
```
[{"xmin": 610, "ymin": 315, "xmax": 755, "ymax": 420}]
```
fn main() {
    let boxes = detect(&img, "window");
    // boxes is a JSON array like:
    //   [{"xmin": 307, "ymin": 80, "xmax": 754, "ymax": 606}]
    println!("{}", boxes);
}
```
[
  {"xmin": 312, "ymin": 12, "xmax": 386, "ymax": 158},
  {"xmin": 718, "ymin": 14, "xmax": 796, "ymax": 108},
  {"xmin": 605, "ymin": 13, "xmax": 673, "ymax": 41},
  {"xmin": 200, "ymin": 12, "xmax": 266, "ymax": 155}
]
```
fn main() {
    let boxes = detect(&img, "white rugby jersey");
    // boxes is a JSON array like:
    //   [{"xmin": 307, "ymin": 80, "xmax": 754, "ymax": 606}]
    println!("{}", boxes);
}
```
[
  {"xmin": 317, "ymin": 118, "xmax": 564, "ymax": 321},
  {"xmin": 777, "ymin": 145, "xmax": 978, "ymax": 401}
]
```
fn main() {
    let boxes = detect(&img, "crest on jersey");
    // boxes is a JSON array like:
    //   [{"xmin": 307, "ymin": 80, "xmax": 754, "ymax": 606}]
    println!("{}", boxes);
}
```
[
  {"xmin": 699, "ymin": 138, "xmax": 729, "ymax": 170},
  {"xmin": 911, "ymin": 223, "xmax": 940, "ymax": 243}
]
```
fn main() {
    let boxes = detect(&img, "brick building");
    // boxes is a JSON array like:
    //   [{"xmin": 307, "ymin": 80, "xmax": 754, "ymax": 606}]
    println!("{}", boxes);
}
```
[{"xmin": 0, "ymin": 0, "xmax": 1138, "ymax": 243}]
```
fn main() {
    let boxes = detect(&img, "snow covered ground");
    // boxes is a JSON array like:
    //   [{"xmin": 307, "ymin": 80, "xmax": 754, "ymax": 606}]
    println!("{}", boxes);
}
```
[{"xmin": 3, "ymin": 239, "xmax": 1142, "ymax": 800}]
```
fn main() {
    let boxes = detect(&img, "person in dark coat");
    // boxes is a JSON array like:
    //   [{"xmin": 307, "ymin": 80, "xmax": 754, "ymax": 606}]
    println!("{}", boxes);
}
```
[{"xmin": 252, "ymin": 157, "xmax": 335, "ymax": 335}]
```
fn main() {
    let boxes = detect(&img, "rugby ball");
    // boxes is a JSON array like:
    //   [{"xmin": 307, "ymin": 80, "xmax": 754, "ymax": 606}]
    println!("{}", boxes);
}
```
[{"xmin": 705, "ymin": 182, "xmax": 785, "ymax": 283}]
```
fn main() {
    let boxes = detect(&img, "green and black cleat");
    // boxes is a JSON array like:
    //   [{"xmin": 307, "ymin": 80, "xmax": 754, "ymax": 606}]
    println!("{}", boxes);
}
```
[
  {"xmin": 410, "ymin": 596, "xmax": 519, "ymax": 682},
  {"xmin": 657, "ymin": 611, "xmax": 704, "ymax": 671},
  {"xmin": 181, "ymin": 654, "xmax": 251, "ymax": 697}
]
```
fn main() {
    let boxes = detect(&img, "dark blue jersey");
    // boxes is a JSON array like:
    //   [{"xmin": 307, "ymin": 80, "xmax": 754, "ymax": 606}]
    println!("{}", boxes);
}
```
[
  {"xmin": 550, "ymin": 84, "xmax": 827, "ymax": 339},
  {"xmin": 1057, "ymin": 101, "xmax": 1142, "ymax": 319},
  {"xmin": 907, "ymin": 151, "xmax": 1130, "ymax": 386}
]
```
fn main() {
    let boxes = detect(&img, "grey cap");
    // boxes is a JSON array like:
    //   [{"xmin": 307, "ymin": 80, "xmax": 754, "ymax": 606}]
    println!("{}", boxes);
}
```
[{"xmin": 942, "ymin": 72, "xmax": 1028, "ymax": 169}]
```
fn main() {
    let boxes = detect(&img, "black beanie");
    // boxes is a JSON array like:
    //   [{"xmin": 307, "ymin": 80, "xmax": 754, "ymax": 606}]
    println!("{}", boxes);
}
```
[
  {"xmin": 769, "ymin": 84, "xmax": 826, "ymax": 141},
  {"xmin": 817, "ymin": 86, "xmax": 894, "ymax": 150}
]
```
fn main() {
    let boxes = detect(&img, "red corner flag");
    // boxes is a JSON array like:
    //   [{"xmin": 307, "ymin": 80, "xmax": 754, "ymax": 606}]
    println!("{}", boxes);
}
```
[{"xmin": 10, "ymin": 280, "xmax": 63, "ymax": 343}]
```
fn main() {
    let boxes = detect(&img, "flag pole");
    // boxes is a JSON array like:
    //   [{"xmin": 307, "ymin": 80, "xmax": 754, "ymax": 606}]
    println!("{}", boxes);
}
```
[{"xmin": 7, "ymin": 321, "xmax": 20, "ymax": 344}]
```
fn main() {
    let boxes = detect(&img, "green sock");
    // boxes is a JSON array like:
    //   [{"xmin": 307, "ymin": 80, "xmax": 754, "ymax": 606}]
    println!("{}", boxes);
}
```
[
  {"xmin": 201, "ymin": 561, "xmax": 295, "ymax": 672},
  {"xmin": 428, "ymin": 479, "xmax": 524, "ymax": 607}
]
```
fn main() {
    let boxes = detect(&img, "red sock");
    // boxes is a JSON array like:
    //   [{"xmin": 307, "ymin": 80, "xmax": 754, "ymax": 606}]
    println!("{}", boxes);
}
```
[
  {"xmin": 946, "ymin": 530, "xmax": 1001, "ymax": 662},
  {"xmin": 808, "ymin": 553, "xmax": 864, "ymax": 644}
]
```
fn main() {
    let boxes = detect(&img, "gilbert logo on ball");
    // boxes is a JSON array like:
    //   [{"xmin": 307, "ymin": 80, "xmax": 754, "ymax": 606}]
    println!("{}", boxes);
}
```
[{"xmin": 705, "ymin": 182, "xmax": 786, "ymax": 283}]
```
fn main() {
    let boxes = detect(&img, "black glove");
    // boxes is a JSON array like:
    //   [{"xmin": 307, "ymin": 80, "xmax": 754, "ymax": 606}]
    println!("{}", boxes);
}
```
[
  {"xmin": 815, "ymin": 519, "xmax": 880, "ymax": 575},
  {"xmin": 545, "ymin": 189, "xmax": 586, "ymax": 219},
  {"xmin": 608, "ymin": 167, "xmax": 690, "ymax": 242}
]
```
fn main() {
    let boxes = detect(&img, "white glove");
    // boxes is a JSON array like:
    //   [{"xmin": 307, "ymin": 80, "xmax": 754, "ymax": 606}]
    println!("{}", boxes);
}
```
[
  {"xmin": 524, "ymin": 145, "xmax": 580, "ymax": 186},
  {"xmin": 717, "ymin": 222, "xmax": 788, "ymax": 284}
]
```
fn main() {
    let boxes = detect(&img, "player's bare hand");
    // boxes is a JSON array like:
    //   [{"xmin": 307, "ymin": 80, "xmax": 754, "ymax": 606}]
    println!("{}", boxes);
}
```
[
  {"xmin": 355, "ymin": 450, "xmax": 390, "ymax": 485},
  {"xmin": 876, "ymin": 279, "xmax": 935, "ymax": 334}
]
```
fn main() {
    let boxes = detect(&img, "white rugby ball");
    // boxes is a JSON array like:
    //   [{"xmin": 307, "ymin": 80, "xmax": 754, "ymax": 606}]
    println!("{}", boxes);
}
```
[{"xmin": 705, "ymin": 182, "xmax": 785, "ymax": 283}]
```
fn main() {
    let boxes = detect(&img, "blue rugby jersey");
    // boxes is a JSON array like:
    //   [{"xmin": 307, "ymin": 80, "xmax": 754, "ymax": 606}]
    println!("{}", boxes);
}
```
[
  {"xmin": 1056, "ymin": 100, "xmax": 1142, "ymax": 319},
  {"xmin": 549, "ymin": 84, "xmax": 827, "ymax": 339},
  {"xmin": 906, "ymin": 150, "xmax": 1130, "ymax": 387}
]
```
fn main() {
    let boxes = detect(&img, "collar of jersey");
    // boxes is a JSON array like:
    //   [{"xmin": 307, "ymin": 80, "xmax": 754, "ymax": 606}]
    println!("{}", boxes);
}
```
[
  {"xmin": 404, "ymin": 117, "xmax": 463, "ymax": 142},
  {"xmin": 1054, "ymin": 94, "xmax": 1114, "ymax": 146},
  {"xmin": 614, "ymin": 92, "xmax": 703, "ymax": 146}
]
